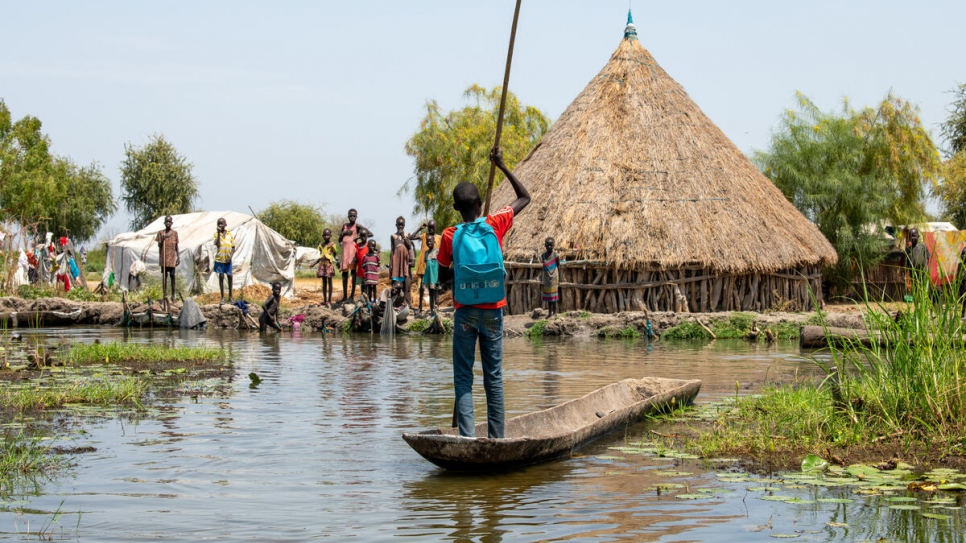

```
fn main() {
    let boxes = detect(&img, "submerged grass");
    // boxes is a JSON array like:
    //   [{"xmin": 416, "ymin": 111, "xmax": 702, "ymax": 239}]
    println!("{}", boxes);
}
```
[
  {"xmin": 0, "ymin": 377, "xmax": 148, "ymax": 411},
  {"xmin": 1, "ymin": 430, "xmax": 67, "ymax": 497},
  {"xmin": 690, "ymin": 274, "xmax": 966, "ymax": 465}
]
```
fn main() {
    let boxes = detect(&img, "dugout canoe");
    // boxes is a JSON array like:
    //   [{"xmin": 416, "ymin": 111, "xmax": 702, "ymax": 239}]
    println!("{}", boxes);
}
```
[{"xmin": 401, "ymin": 376, "xmax": 701, "ymax": 472}]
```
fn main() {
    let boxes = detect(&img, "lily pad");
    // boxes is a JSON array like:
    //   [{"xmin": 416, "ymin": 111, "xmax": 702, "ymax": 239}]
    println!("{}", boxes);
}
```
[
  {"xmin": 817, "ymin": 498, "xmax": 854, "ymax": 504},
  {"xmin": 801, "ymin": 454, "xmax": 828, "ymax": 473},
  {"xmin": 922, "ymin": 513, "xmax": 951, "ymax": 520},
  {"xmin": 937, "ymin": 483, "xmax": 966, "ymax": 491},
  {"xmin": 769, "ymin": 534, "xmax": 801, "ymax": 539},
  {"xmin": 675, "ymin": 493, "xmax": 707, "ymax": 500},
  {"xmin": 654, "ymin": 471, "xmax": 693, "ymax": 477},
  {"xmin": 888, "ymin": 504, "xmax": 921, "ymax": 511}
]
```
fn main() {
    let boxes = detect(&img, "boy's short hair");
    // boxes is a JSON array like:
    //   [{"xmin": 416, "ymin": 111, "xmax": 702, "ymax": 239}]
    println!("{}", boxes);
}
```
[
  {"xmin": 452, "ymin": 182, "xmax": 482, "ymax": 211},
  {"xmin": 271, "ymin": 281, "xmax": 281, "ymax": 289}
]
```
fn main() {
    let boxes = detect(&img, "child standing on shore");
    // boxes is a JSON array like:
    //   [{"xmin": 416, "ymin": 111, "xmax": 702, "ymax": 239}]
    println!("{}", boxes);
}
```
[
  {"xmin": 353, "ymin": 230, "xmax": 370, "ymax": 301},
  {"xmin": 317, "ymin": 228, "xmax": 337, "ymax": 307},
  {"xmin": 362, "ymin": 238, "xmax": 380, "ymax": 301},
  {"xmin": 541, "ymin": 237, "xmax": 560, "ymax": 318},
  {"xmin": 422, "ymin": 236, "xmax": 441, "ymax": 315}
]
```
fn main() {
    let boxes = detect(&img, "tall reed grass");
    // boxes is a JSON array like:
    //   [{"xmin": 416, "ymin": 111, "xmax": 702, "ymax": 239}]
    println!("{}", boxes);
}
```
[
  {"xmin": 820, "ymin": 271, "xmax": 966, "ymax": 446},
  {"xmin": 693, "ymin": 271, "xmax": 966, "ymax": 458}
]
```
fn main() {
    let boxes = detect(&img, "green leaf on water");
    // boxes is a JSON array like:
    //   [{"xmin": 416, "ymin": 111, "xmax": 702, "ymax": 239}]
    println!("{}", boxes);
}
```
[
  {"xmin": 922, "ymin": 513, "xmax": 951, "ymax": 520},
  {"xmin": 654, "ymin": 471, "xmax": 693, "ymax": 477},
  {"xmin": 937, "ymin": 483, "xmax": 966, "ymax": 491},
  {"xmin": 817, "ymin": 498, "xmax": 854, "ymax": 504},
  {"xmin": 888, "ymin": 504, "xmax": 921, "ymax": 511},
  {"xmin": 801, "ymin": 454, "xmax": 828, "ymax": 473},
  {"xmin": 675, "ymin": 494, "xmax": 706, "ymax": 500},
  {"xmin": 770, "ymin": 534, "xmax": 800, "ymax": 539},
  {"xmin": 887, "ymin": 496, "xmax": 918, "ymax": 502}
]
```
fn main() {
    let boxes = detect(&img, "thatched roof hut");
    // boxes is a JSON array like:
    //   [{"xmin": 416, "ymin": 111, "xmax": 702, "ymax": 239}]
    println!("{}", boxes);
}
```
[{"xmin": 491, "ymin": 12, "xmax": 837, "ymax": 314}]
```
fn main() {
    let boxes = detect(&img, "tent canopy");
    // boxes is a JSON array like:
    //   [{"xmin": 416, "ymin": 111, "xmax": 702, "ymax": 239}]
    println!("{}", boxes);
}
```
[{"xmin": 103, "ymin": 211, "xmax": 297, "ymax": 298}]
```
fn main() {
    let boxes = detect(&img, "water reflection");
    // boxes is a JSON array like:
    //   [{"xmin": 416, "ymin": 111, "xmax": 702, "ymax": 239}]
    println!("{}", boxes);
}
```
[{"xmin": 0, "ymin": 329, "xmax": 961, "ymax": 541}]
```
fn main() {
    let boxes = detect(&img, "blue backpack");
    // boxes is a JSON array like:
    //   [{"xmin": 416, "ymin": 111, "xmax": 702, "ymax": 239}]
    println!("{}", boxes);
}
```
[{"xmin": 452, "ymin": 217, "xmax": 506, "ymax": 305}]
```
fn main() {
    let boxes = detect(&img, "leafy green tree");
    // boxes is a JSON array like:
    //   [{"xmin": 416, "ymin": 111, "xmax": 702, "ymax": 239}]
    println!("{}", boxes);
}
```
[
  {"xmin": 49, "ymin": 158, "xmax": 117, "ymax": 242},
  {"xmin": 1, "ymin": 100, "xmax": 115, "ymax": 243},
  {"xmin": 120, "ymin": 134, "xmax": 198, "ymax": 230},
  {"xmin": 941, "ymin": 83, "xmax": 966, "ymax": 155},
  {"xmin": 938, "ymin": 152, "xmax": 966, "ymax": 228},
  {"xmin": 0, "ymin": 101, "xmax": 56, "ymax": 229},
  {"xmin": 756, "ymin": 93, "xmax": 941, "ymax": 288},
  {"xmin": 402, "ymin": 85, "xmax": 550, "ymax": 227},
  {"xmin": 258, "ymin": 200, "xmax": 338, "ymax": 247},
  {"xmin": 937, "ymin": 84, "xmax": 966, "ymax": 227}
]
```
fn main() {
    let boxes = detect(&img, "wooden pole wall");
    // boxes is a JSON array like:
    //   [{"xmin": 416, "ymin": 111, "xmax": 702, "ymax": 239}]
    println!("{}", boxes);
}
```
[{"xmin": 504, "ymin": 262, "xmax": 824, "ymax": 315}]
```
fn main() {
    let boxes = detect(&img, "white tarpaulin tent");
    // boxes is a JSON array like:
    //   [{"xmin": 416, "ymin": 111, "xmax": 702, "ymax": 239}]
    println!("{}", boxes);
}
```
[{"xmin": 103, "ymin": 211, "xmax": 296, "ymax": 298}]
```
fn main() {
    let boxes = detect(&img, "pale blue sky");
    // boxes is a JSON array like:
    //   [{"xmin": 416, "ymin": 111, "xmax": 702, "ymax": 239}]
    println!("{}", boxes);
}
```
[{"xmin": 2, "ymin": 1, "xmax": 963, "ymax": 242}]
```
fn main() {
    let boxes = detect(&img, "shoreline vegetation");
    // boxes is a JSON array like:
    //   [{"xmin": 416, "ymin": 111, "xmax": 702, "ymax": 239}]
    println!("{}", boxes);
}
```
[
  {"xmin": 671, "ymin": 277, "xmax": 966, "ymax": 473},
  {"xmin": 1, "ymin": 340, "xmax": 231, "ymax": 497}
]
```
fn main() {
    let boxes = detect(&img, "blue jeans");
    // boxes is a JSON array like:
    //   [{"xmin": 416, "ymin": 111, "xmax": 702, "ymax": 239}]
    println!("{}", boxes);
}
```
[{"xmin": 453, "ymin": 306, "xmax": 504, "ymax": 438}]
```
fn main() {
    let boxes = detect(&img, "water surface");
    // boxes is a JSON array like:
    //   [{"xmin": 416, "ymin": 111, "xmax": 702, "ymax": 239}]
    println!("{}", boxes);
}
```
[{"xmin": 1, "ymin": 329, "xmax": 961, "ymax": 541}]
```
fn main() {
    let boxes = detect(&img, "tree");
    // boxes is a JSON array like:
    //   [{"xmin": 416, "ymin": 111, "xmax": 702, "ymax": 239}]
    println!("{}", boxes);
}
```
[
  {"xmin": 941, "ymin": 83, "xmax": 966, "ymax": 156},
  {"xmin": 120, "ymin": 134, "xmax": 198, "ymax": 230},
  {"xmin": 258, "ymin": 200, "xmax": 337, "ymax": 247},
  {"xmin": 937, "ymin": 152, "xmax": 966, "ymax": 228},
  {"xmin": 1, "ymin": 100, "xmax": 115, "ymax": 243},
  {"xmin": 937, "ymin": 84, "xmax": 966, "ymax": 227},
  {"xmin": 49, "ymin": 158, "xmax": 117, "ymax": 242},
  {"xmin": 0, "ymin": 101, "xmax": 57, "ymax": 230},
  {"xmin": 755, "ymin": 93, "xmax": 941, "ymax": 288},
  {"xmin": 402, "ymin": 85, "xmax": 550, "ymax": 227}
]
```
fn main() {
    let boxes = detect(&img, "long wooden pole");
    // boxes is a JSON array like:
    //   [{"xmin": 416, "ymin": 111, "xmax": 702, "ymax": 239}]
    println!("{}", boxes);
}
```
[{"xmin": 482, "ymin": 0, "xmax": 523, "ymax": 216}]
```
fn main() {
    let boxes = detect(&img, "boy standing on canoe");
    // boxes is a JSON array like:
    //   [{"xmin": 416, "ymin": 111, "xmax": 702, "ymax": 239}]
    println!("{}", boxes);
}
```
[{"xmin": 437, "ymin": 147, "xmax": 530, "ymax": 439}]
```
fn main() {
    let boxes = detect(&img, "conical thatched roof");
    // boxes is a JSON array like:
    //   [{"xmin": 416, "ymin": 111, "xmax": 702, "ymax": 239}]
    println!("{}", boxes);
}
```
[{"xmin": 492, "ymin": 16, "xmax": 837, "ymax": 273}]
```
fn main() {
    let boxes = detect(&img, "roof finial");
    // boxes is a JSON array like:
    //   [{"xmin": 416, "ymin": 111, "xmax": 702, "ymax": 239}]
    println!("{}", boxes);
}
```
[{"xmin": 624, "ymin": 8, "xmax": 638, "ymax": 41}]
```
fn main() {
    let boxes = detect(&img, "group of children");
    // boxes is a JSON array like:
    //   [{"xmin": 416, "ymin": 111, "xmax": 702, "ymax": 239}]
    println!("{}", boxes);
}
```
[
  {"xmin": 315, "ymin": 211, "xmax": 444, "ymax": 315},
  {"xmin": 313, "ymin": 212, "xmax": 563, "ymax": 319}
]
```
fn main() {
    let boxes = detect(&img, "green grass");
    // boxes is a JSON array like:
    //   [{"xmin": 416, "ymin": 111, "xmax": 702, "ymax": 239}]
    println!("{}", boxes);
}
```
[
  {"xmin": 83, "ymin": 245, "xmax": 106, "ymax": 274},
  {"xmin": 524, "ymin": 319, "xmax": 547, "ymax": 337},
  {"xmin": 1, "ymin": 430, "xmax": 68, "ymax": 498},
  {"xmin": 0, "ymin": 377, "xmax": 148, "ymax": 411},
  {"xmin": 406, "ymin": 317, "xmax": 453, "ymax": 334},
  {"xmin": 660, "ymin": 321, "xmax": 707, "ymax": 340},
  {"xmin": 61, "ymin": 342, "xmax": 229, "ymax": 365},
  {"xmin": 690, "ymin": 275, "xmax": 966, "ymax": 459},
  {"xmin": 594, "ymin": 325, "xmax": 641, "ymax": 339},
  {"xmin": 661, "ymin": 313, "xmax": 806, "ymax": 341}
]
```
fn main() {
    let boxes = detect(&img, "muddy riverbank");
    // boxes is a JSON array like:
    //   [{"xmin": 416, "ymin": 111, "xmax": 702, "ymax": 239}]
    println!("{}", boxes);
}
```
[{"xmin": 1, "ymin": 295, "xmax": 869, "ymax": 337}]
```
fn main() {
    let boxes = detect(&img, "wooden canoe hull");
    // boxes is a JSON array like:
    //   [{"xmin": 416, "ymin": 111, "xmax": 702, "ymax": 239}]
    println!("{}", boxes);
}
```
[{"xmin": 402, "ymin": 376, "xmax": 701, "ymax": 472}]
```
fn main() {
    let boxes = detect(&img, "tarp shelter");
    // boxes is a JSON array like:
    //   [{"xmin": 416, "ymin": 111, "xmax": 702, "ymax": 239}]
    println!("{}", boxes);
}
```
[{"xmin": 103, "ymin": 211, "xmax": 296, "ymax": 298}]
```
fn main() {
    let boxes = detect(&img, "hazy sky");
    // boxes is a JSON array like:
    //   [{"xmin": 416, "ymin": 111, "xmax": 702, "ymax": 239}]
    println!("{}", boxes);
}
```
[{"xmin": 3, "ymin": 1, "xmax": 963, "ymax": 242}]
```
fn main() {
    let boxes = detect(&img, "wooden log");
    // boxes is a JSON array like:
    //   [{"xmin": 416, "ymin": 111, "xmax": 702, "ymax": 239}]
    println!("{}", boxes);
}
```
[
  {"xmin": 710, "ymin": 277, "xmax": 722, "ymax": 312},
  {"xmin": 801, "ymin": 325, "xmax": 885, "ymax": 349},
  {"xmin": 700, "ymin": 276, "xmax": 710, "ymax": 313}
]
